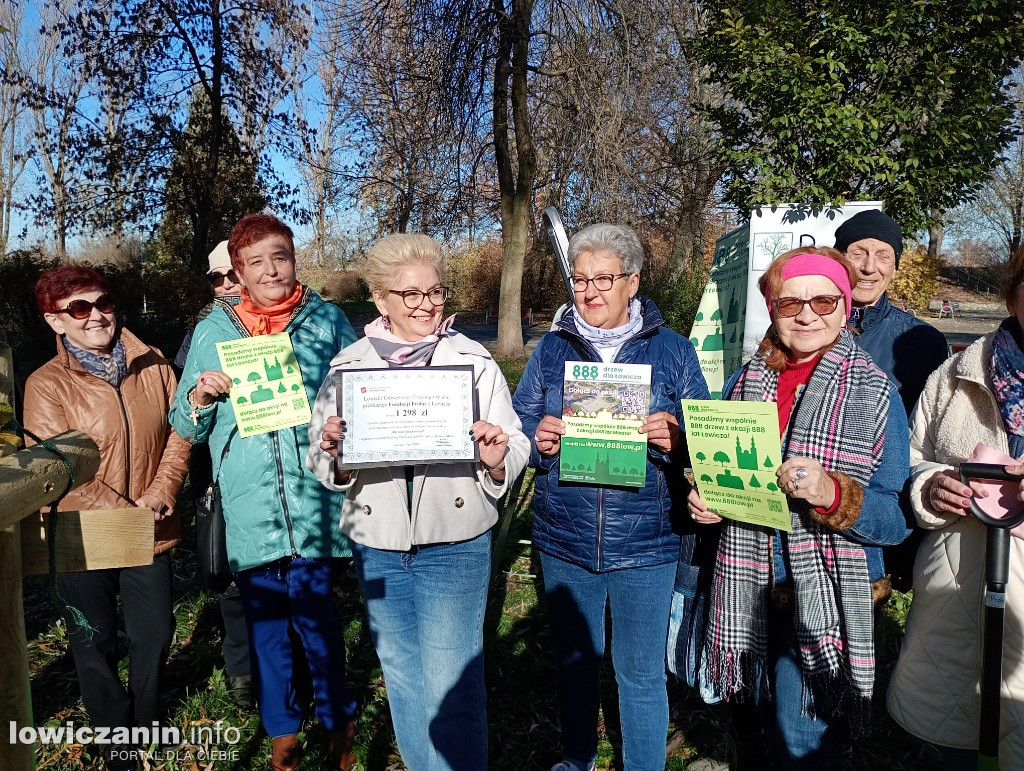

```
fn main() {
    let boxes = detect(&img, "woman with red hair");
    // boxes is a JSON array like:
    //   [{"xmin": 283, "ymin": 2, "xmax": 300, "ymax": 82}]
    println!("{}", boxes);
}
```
[
  {"xmin": 686, "ymin": 248, "xmax": 910, "ymax": 767},
  {"xmin": 170, "ymin": 214, "xmax": 359, "ymax": 770},
  {"xmin": 24, "ymin": 265, "xmax": 190, "ymax": 771}
]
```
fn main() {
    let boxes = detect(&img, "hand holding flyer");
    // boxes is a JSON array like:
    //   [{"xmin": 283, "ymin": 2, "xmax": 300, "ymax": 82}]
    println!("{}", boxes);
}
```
[
  {"xmin": 681, "ymin": 399, "xmax": 791, "ymax": 531},
  {"xmin": 215, "ymin": 333, "xmax": 312, "ymax": 438},
  {"xmin": 560, "ymin": 362, "xmax": 652, "ymax": 487}
]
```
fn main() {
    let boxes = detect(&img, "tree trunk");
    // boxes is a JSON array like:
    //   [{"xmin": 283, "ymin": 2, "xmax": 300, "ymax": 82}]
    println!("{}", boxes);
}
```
[
  {"xmin": 493, "ymin": 0, "xmax": 536, "ymax": 361},
  {"xmin": 191, "ymin": 0, "xmax": 226, "ymax": 272},
  {"xmin": 927, "ymin": 208, "xmax": 944, "ymax": 260}
]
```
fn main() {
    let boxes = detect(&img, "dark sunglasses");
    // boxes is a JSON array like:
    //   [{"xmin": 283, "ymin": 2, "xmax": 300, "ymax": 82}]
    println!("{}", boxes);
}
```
[
  {"xmin": 53, "ymin": 294, "xmax": 116, "ymax": 320},
  {"xmin": 208, "ymin": 269, "xmax": 239, "ymax": 287},
  {"xmin": 772, "ymin": 294, "xmax": 843, "ymax": 318}
]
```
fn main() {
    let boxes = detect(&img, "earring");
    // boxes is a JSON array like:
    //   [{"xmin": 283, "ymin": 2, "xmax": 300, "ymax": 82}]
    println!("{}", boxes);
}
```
[{"xmin": 382, "ymin": 315, "xmax": 391, "ymax": 331}]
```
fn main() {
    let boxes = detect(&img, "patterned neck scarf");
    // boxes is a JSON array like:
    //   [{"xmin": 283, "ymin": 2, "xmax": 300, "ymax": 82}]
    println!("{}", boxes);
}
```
[
  {"xmin": 570, "ymin": 297, "xmax": 643, "ymax": 350},
  {"xmin": 701, "ymin": 330, "xmax": 889, "ymax": 736},
  {"xmin": 64, "ymin": 336, "xmax": 127, "ymax": 388},
  {"xmin": 364, "ymin": 314, "xmax": 456, "ymax": 367},
  {"xmin": 990, "ymin": 317, "xmax": 1024, "ymax": 459}
]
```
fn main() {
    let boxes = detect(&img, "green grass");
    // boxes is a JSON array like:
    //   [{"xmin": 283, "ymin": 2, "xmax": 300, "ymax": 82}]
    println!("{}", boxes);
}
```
[{"xmin": 24, "ymin": 478, "xmax": 942, "ymax": 770}]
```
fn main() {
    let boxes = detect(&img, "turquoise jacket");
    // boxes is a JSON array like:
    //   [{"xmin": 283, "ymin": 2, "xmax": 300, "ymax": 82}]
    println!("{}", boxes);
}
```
[{"xmin": 170, "ymin": 288, "xmax": 356, "ymax": 572}]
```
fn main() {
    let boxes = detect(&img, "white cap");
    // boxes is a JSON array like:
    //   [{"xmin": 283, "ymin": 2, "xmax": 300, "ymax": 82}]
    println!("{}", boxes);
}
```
[{"xmin": 207, "ymin": 241, "xmax": 231, "ymax": 274}]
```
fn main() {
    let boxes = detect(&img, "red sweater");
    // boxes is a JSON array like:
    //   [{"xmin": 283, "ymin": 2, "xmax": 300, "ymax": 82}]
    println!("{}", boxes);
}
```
[{"xmin": 776, "ymin": 355, "xmax": 840, "ymax": 515}]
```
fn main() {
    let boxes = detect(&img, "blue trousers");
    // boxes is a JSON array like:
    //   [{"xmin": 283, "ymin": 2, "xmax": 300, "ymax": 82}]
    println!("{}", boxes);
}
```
[
  {"xmin": 540, "ymin": 551, "xmax": 676, "ymax": 771},
  {"xmin": 351, "ymin": 531, "xmax": 491, "ymax": 771},
  {"xmin": 762, "ymin": 606, "xmax": 843, "ymax": 769},
  {"xmin": 235, "ymin": 557, "xmax": 356, "ymax": 737}
]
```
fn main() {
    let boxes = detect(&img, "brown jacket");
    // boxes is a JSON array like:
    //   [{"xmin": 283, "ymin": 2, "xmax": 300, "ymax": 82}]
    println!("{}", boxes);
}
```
[{"xmin": 23, "ymin": 327, "xmax": 191, "ymax": 553}]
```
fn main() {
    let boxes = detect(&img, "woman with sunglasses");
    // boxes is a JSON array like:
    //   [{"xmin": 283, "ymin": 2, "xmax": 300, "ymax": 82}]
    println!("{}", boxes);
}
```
[
  {"xmin": 686, "ymin": 247, "xmax": 909, "ymax": 768},
  {"xmin": 512, "ymin": 223, "xmax": 710, "ymax": 771},
  {"xmin": 307, "ymin": 233, "xmax": 529, "ymax": 771},
  {"xmin": 24, "ymin": 265, "xmax": 191, "ymax": 771}
]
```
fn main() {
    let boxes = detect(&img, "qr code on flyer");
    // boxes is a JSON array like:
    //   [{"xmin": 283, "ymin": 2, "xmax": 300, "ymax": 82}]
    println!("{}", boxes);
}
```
[
  {"xmin": 292, "ymin": 397, "xmax": 306, "ymax": 410},
  {"xmin": 619, "ymin": 387, "xmax": 647, "ymax": 415}
]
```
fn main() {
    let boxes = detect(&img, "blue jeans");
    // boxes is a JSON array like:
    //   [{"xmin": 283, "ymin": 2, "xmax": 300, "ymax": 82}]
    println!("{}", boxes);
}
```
[
  {"xmin": 351, "ymin": 531, "xmax": 491, "ymax": 771},
  {"xmin": 235, "ymin": 557, "xmax": 356, "ymax": 737},
  {"xmin": 539, "ymin": 551, "xmax": 675, "ymax": 771},
  {"xmin": 762, "ymin": 606, "xmax": 843, "ymax": 769}
]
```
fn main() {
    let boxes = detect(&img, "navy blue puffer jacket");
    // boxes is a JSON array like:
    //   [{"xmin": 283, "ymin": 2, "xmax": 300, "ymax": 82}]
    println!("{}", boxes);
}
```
[{"xmin": 512, "ymin": 297, "xmax": 710, "ymax": 571}]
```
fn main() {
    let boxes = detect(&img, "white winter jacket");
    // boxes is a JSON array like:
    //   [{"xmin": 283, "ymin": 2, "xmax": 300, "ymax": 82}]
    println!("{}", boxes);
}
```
[
  {"xmin": 887, "ymin": 329, "xmax": 1024, "ymax": 765},
  {"xmin": 306, "ymin": 332, "xmax": 530, "ymax": 551}
]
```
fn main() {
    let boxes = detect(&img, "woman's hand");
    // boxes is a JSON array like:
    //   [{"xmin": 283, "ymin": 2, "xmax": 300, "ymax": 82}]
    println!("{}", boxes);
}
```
[
  {"xmin": 191, "ymin": 370, "xmax": 232, "ymax": 407},
  {"xmin": 136, "ymin": 494, "xmax": 169, "ymax": 521},
  {"xmin": 687, "ymin": 487, "xmax": 722, "ymax": 525},
  {"xmin": 472, "ymin": 420, "xmax": 509, "ymax": 479},
  {"xmin": 534, "ymin": 415, "xmax": 565, "ymax": 457},
  {"xmin": 1010, "ymin": 464, "xmax": 1024, "ymax": 502},
  {"xmin": 318, "ymin": 416, "xmax": 346, "ymax": 459},
  {"xmin": 639, "ymin": 411, "xmax": 680, "ymax": 453},
  {"xmin": 777, "ymin": 458, "xmax": 835, "ymax": 509},
  {"xmin": 928, "ymin": 469, "xmax": 988, "ymax": 515}
]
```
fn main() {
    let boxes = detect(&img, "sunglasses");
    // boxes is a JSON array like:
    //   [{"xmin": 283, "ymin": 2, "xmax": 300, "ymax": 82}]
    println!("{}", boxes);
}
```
[
  {"xmin": 209, "ymin": 269, "xmax": 239, "ymax": 287},
  {"xmin": 53, "ymin": 294, "xmax": 116, "ymax": 320},
  {"xmin": 772, "ymin": 294, "xmax": 843, "ymax": 318}
]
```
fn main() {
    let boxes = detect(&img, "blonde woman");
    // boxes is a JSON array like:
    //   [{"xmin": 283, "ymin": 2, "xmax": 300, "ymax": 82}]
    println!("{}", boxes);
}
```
[{"xmin": 308, "ymin": 234, "xmax": 529, "ymax": 771}]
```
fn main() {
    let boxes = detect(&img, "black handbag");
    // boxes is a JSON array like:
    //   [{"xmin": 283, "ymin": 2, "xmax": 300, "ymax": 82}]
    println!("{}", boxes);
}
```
[
  {"xmin": 196, "ymin": 428, "xmax": 235, "ymax": 595},
  {"xmin": 196, "ymin": 482, "xmax": 232, "ymax": 595}
]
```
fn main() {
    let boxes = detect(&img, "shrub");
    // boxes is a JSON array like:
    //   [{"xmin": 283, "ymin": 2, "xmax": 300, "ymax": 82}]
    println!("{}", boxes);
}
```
[
  {"xmin": 447, "ymin": 240, "xmax": 504, "ymax": 310},
  {"xmin": 889, "ymin": 246, "xmax": 943, "ymax": 313},
  {"xmin": 320, "ymin": 270, "xmax": 370, "ymax": 302}
]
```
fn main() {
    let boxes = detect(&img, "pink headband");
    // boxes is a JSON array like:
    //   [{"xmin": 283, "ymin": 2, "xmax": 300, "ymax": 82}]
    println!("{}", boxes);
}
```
[{"xmin": 765, "ymin": 253, "xmax": 852, "ymax": 320}]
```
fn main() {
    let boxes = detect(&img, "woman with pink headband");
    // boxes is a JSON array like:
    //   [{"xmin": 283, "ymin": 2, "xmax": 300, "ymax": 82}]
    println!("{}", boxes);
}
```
[{"xmin": 686, "ymin": 247, "xmax": 910, "ymax": 767}]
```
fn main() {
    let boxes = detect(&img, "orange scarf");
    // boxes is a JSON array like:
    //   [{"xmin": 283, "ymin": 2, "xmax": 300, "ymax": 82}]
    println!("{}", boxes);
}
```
[{"xmin": 235, "ymin": 283, "xmax": 304, "ymax": 336}]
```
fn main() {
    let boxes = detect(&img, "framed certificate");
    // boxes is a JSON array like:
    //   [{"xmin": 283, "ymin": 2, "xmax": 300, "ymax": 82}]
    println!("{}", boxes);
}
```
[{"xmin": 336, "ymin": 365, "xmax": 479, "ymax": 469}]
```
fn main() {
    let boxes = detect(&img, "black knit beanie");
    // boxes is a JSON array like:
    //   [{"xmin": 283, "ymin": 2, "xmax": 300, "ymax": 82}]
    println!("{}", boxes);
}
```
[{"xmin": 833, "ymin": 209, "xmax": 903, "ymax": 266}]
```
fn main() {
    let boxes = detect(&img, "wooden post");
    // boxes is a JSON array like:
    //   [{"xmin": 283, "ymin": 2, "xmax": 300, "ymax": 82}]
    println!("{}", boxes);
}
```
[
  {"xmin": 0, "ymin": 432, "xmax": 101, "ymax": 530},
  {"xmin": 0, "ymin": 523, "xmax": 33, "ymax": 770},
  {"xmin": 0, "ymin": 431, "xmax": 99, "ymax": 771}
]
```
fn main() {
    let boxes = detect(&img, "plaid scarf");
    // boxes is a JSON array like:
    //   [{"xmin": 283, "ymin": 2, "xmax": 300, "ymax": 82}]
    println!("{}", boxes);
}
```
[
  {"xmin": 64, "ymin": 336, "xmax": 127, "ymax": 388},
  {"xmin": 990, "ymin": 317, "xmax": 1024, "ymax": 459},
  {"xmin": 702, "ymin": 330, "xmax": 888, "ymax": 734}
]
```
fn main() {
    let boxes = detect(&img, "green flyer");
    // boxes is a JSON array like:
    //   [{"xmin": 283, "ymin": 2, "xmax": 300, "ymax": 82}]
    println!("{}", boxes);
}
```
[
  {"xmin": 215, "ymin": 333, "xmax": 312, "ymax": 438},
  {"xmin": 560, "ymin": 362, "xmax": 651, "ymax": 488},
  {"xmin": 681, "ymin": 399, "xmax": 791, "ymax": 531}
]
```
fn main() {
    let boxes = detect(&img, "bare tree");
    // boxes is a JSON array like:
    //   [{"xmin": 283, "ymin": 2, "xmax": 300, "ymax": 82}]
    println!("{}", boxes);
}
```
[
  {"xmin": 975, "ymin": 72, "xmax": 1024, "ymax": 259},
  {"xmin": 23, "ymin": 0, "xmax": 96, "ymax": 261},
  {"xmin": 0, "ymin": 2, "xmax": 30, "ymax": 255},
  {"xmin": 296, "ymin": 5, "xmax": 357, "ymax": 266}
]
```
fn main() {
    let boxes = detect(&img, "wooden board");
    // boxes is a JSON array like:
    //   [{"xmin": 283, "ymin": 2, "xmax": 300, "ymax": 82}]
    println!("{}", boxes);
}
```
[
  {"xmin": 0, "ymin": 431, "xmax": 100, "ymax": 530},
  {"xmin": 20, "ymin": 508, "xmax": 154, "ymax": 575}
]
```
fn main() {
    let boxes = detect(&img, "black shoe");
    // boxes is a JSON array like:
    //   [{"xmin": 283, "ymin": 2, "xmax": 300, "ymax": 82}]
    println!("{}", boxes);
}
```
[{"xmin": 229, "ymin": 673, "xmax": 255, "ymax": 710}]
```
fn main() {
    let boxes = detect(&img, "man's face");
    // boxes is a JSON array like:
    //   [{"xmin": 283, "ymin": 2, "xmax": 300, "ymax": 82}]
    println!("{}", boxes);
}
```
[{"xmin": 845, "ymin": 237, "xmax": 896, "ymax": 307}]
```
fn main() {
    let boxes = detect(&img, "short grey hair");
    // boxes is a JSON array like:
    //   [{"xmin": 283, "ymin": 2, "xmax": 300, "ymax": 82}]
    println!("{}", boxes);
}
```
[{"xmin": 567, "ymin": 223, "xmax": 644, "ymax": 275}]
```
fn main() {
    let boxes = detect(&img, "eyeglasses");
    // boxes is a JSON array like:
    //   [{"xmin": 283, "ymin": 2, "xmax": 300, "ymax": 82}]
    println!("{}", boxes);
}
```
[
  {"xmin": 772, "ymin": 295, "xmax": 843, "ymax": 318},
  {"xmin": 570, "ymin": 273, "xmax": 631, "ymax": 292},
  {"xmin": 53, "ymin": 294, "xmax": 116, "ymax": 320},
  {"xmin": 209, "ymin": 269, "xmax": 239, "ymax": 287},
  {"xmin": 388, "ymin": 286, "xmax": 449, "ymax": 308}
]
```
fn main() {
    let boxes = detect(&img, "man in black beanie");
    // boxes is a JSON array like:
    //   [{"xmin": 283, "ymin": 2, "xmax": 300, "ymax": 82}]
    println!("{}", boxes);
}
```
[{"xmin": 834, "ymin": 209, "xmax": 948, "ymax": 590}]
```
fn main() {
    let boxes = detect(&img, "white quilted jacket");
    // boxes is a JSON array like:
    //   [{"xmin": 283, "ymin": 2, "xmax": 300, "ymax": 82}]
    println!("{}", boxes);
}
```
[{"xmin": 887, "ymin": 329, "xmax": 1024, "ymax": 765}]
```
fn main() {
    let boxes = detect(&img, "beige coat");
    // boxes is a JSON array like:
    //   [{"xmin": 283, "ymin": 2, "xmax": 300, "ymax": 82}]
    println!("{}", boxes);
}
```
[
  {"xmin": 306, "ymin": 333, "xmax": 530, "ymax": 551},
  {"xmin": 887, "ymin": 330, "xmax": 1024, "ymax": 764}
]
